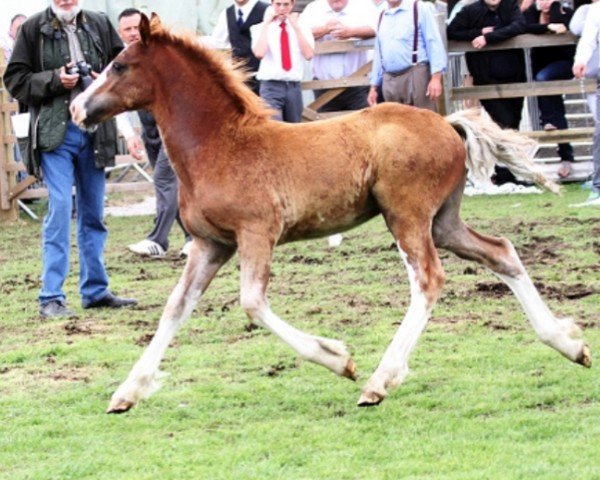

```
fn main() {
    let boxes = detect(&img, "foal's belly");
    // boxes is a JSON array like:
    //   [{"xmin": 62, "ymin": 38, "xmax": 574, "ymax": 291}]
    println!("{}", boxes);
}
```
[{"xmin": 280, "ymin": 195, "xmax": 380, "ymax": 243}]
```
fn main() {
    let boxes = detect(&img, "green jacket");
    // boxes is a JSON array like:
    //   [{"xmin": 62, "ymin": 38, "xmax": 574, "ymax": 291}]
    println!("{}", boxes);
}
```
[{"xmin": 3, "ymin": 8, "xmax": 123, "ymax": 178}]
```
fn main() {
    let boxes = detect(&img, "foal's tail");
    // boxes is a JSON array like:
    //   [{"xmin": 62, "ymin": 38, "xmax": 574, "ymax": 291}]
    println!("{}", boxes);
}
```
[{"xmin": 446, "ymin": 109, "xmax": 560, "ymax": 194}]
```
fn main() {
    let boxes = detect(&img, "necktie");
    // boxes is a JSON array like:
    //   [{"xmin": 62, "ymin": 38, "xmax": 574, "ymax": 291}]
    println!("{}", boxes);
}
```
[
  {"xmin": 279, "ymin": 21, "xmax": 291, "ymax": 71},
  {"xmin": 237, "ymin": 9, "xmax": 244, "ymax": 28}
]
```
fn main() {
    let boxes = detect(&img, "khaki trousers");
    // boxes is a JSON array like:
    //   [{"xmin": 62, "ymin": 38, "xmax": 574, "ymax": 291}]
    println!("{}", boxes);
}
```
[{"xmin": 382, "ymin": 64, "xmax": 437, "ymax": 112}]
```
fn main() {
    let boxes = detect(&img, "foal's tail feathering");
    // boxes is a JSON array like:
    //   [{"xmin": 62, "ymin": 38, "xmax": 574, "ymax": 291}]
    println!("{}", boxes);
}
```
[{"xmin": 446, "ymin": 109, "xmax": 560, "ymax": 194}]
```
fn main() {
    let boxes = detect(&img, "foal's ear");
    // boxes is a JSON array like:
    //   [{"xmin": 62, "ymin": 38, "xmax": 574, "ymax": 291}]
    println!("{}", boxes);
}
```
[
  {"xmin": 139, "ymin": 13, "xmax": 151, "ymax": 45},
  {"xmin": 149, "ymin": 12, "xmax": 163, "ymax": 32}
]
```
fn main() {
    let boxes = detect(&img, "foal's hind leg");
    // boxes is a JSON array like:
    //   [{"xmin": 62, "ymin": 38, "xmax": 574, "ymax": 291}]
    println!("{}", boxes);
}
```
[
  {"xmin": 433, "ymin": 205, "xmax": 591, "ymax": 367},
  {"xmin": 237, "ymin": 231, "xmax": 356, "ymax": 380},
  {"xmin": 359, "ymin": 223, "xmax": 445, "ymax": 406},
  {"xmin": 107, "ymin": 238, "xmax": 235, "ymax": 413}
]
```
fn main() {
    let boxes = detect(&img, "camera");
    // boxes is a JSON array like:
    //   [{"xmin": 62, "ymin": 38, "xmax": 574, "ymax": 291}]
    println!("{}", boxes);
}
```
[{"xmin": 67, "ymin": 61, "xmax": 94, "ymax": 90}]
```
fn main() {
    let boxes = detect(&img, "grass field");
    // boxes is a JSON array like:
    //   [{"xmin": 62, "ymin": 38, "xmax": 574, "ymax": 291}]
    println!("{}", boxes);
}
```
[{"xmin": 1, "ymin": 185, "xmax": 598, "ymax": 479}]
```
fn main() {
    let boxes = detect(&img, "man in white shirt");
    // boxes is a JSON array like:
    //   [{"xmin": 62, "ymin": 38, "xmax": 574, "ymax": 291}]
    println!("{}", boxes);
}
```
[
  {"xmin": 300, "ymin": 0, "xmax": 377, "ymax": 112},
  {"xmin": 210, "ymin": 0, "xmax": 269, "ymax": 94},
  {"xmin": 251, "ymin": 0, "xmax": 314, "ymax": 122}
]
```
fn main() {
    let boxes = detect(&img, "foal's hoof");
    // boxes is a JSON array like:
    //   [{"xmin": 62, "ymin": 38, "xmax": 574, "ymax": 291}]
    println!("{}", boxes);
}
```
[
  {"xmin": 342, "ymin": 358, "xmax": 358, "ymax": 381},
  {"xmin": 357, "ymin": 389, "xmax": 386, "ymax": 407},
  {"xmin": 106, "ymin": 397, "xmax": 135, "ymax": 414},
  {"xmin": 576, "ymin": 344, "xmax": 592, "ymax": 368}
]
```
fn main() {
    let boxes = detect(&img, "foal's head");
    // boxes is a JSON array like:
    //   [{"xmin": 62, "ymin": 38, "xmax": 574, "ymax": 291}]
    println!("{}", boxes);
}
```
[{"xmin": 71, "ymin": 13, "xmax": 269, "ymax": 130}]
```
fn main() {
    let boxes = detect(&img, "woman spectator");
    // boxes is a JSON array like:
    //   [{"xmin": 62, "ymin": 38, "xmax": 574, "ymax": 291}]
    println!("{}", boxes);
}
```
[{"xmin": 523, "ymin": 0, "xmax": 576, "ymax": 179}]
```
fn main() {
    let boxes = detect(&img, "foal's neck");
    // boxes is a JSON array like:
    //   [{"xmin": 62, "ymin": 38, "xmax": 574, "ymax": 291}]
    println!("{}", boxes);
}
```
[{"xmin": 147, "ymin": 46, "xmax": 255, "ymax": 185}]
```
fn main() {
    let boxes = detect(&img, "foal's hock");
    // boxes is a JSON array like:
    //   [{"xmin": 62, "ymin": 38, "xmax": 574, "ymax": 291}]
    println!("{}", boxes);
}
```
[{"xmin": 70, "ymin": 14, "xmax": 591, "ymax": 414}]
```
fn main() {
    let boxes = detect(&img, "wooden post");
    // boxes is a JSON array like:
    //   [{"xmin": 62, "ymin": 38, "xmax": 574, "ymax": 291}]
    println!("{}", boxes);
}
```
[{"xmin": 0, "ymin": 50, "xmax": 19, "ymax": 223}]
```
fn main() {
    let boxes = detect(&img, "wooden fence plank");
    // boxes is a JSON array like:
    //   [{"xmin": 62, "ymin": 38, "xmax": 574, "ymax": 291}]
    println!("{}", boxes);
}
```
[{"xmin": 451, "ymin": 80, "xmax": 596, "ymax": 101}]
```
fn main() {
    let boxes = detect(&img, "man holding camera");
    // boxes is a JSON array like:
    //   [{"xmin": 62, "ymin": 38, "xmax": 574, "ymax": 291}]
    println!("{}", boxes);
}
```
[{"xmin": 4, "ymin": 0, "xmax": 137, "ymax": 318}]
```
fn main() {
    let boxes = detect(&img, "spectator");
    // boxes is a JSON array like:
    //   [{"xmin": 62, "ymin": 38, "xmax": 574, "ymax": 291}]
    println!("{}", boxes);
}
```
[
  {"xmin": 447, "ymin": 0, "xmax": 526, "ymax": 129},
  {"xmin": 251, "ymin": 0, "xmax": 314, "ymax": 122},
  {"xmin": 300, "ymin": 0, "xmax": 376, "ymax": 112},
  {"xmin": 115, "ymin": 8, "xmax": 192, "ymax": 258},
  {"xmin": 573, "ymin": 0, "xmax": 600, "ymax": 204},
  {"xmin": 367, "ymin": 0, "xmax": 447, "ymax": 111},
  {"xmin": 524, "ymin": 0, "xmax": 575, "ymax": 179},
  {"xmin": 2, "ymin": 14, "xmax": 28, "ymax": 181},
  {"xmin": 209, "ymin": 0, "xmax": 270, "ymax": 95},
  {"xmin": 1, "ymin": 14, "xmax": 26, "ymax": 61},
  {"xmin": 570, "ymin": 0, "xmax": 599, "ymax": 120},
  {"xmin": 447, "ymin": 0, "xmax": 526, "ymax": 184},
  {"xmin": 3, "ymin": 0, "xmax": 137, "ymax": 318}
]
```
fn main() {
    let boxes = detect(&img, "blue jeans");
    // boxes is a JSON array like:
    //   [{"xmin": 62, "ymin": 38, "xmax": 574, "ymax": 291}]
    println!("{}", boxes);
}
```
[
  {"xmin": 39, "ymin": 121, "xmax": 109, "ymax": 306},
  {"xmin": 535, "ymin": 60, "xmax": 574, "ymax": 161}
]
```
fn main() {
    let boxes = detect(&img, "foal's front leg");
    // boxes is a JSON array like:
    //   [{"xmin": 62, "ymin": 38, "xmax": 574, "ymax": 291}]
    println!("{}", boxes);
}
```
[
  {"xmin": 107, "ymin": 238, "xmax": 235, "ymax": 413},
  {"xmin": 238, "ymin": 231, "xmax": 356, "ymax": 380}
]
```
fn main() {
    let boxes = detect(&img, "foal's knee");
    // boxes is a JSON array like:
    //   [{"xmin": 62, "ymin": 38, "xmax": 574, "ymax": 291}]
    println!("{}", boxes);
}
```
[
  {"xmin": 240, "ymin": 292, "xmax": 267, "ymax": 319},
  {"xmin": 420, "ymin": 267, "xmax": 445, "ymax": 305}
]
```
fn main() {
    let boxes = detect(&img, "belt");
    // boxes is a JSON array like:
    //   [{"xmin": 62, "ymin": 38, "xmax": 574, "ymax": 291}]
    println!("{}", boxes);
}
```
[
  {"xmin": 385, "ymin": 62, "xmax": 429, "ymax": 77},
  {"xmin": 262, "ymin": 79, "xmax": 301, "ymax": 86}
]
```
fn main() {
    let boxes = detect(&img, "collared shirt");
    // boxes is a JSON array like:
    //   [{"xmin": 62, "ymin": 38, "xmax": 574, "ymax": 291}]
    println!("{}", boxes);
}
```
[
  {"xmin": 211, "ymin": 0, "xmax": 262, "ymax": 48},
  {"xmin": 300, "ymin": 0, "xmax": 377, "ymax": 80},
  {"xmin": 251, "ymin": 18, "xmax": 314, "ymax": 82},
  {"xmin": 574, "ymin": 1, "xmax": 600, "ymax": 72},
  {"xmin": 370, "ymin": 0, "xmax": 447, "ymax": 86}
]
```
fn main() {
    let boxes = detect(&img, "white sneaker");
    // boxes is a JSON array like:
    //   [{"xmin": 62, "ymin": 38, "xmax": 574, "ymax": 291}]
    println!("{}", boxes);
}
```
[
  {"xmin": 180, "ymin": 241, "xmax": 193, "ymax": 257},
  {"xmin": 128, "ymin": 239, "xmax": 166, "ymax": 258},
  {"xmin": 328, "ymin": 234, "xmax": 343, "ymax": 248}
]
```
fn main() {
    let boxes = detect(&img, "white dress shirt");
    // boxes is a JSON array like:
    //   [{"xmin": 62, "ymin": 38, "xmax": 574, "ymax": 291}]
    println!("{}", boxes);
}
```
[
  {"xmin": 251, "ymin": 17, "xmax": 314, "ymax": 82},
  {"xmin": 210, "ymin": 0, "xmax": 263, "ymax": 48},
  {"xmin": 300, "ymin": 0, "xmax": 377, "ymax": 80}
]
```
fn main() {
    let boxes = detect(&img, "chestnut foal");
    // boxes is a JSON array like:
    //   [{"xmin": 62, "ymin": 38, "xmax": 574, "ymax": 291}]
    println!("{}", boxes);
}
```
[{"xmin": 71, "ymin": 14, "xmax": 590, "ymax": 413}]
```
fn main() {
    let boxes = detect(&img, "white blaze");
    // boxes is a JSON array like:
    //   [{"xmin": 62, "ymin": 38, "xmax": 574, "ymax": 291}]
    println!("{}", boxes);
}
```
[{"xmin": 70, "ymin": 62, "xmax": 111, "ymax": 127}]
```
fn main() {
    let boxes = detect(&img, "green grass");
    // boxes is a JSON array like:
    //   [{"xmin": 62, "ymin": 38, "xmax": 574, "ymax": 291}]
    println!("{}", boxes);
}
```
[{"xmin": 0, "ymin": 185, "xmax": 598, "ymax": 479}]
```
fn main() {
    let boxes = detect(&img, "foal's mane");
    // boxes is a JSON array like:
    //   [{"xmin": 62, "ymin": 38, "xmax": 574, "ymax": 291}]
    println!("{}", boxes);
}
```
[{"xmin": 149, "ymin": 20, "xmax": 271, "ymax": 125}]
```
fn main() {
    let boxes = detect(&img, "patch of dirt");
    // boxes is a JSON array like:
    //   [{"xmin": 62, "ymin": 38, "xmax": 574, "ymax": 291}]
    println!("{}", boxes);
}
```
[
  {"xmin": 289, "ymin": 254, "xmax": 324, "ymax": 265},
  {"xmin": 134, "ymin": 267, "xmax": 159, "ymax": 282},
  {"xmin": 129, "ymin": 319, "xmax": 153, "ymax": 330},
  {"xmin": 360, "ymin": 242, "xmax": 397, "ymax": 254},
  {"xmin": 518, "ymin": 235, "xmax": 565, "ymax": 265},
  {"xmin": 265, "ymin": 362, "xmax": 288, "ymax": 377},
  {"xmin": 535, "ymin": 282, "xmax": 597, "ymax": 300},
  {"xmin": 51, "ymin": 371, "xmax": 91, "ymax": 383},
  {"xmin": 244, "ymin": 323, "xmax": 259, "ymax": 332},
  {"xmin": 475, "ymin": 281, "xmax": 511, "ymax": 298},
  {"xmin": 135, "ymin": 333, "xmax": 180, "ymax": 348},
  {"xmin": 472, "ymin": 280, "xmax": 596, "ymax": 301},
  {"xmin": 0, "ymin": 274, "xmax": 40, "ymax": 294},
  {"xmin": 63, "ymin": 321, "xmax": 92, "ymax": 336},
  {"xmin": 482, "ymin": 320, "xmax": 512, "ymax": 331},
  {"xmin": 135, "ymin": 333, "xmax": 155, "ymax": 346}
]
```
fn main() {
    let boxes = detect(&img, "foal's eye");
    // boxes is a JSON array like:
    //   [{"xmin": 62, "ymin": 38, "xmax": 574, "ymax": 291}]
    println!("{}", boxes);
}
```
[{"xmin": 112, "ymin": 62, "xmax": 126, "ymax": 73}]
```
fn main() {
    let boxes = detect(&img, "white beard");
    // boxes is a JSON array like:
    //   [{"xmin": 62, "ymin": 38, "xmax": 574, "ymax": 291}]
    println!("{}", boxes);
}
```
[{"xmin": 51, "ymin": 2, "xmax": 84, "ymax": 24}]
